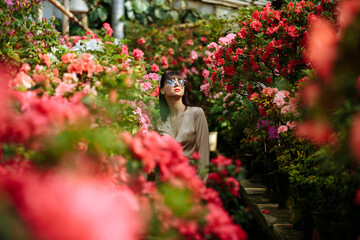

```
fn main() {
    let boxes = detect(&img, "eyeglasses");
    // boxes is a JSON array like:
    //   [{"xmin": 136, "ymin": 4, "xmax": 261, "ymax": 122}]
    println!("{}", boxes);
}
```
[{"xmin": 166, "ymin": 78, "xmax": 187, "ymax": 87}]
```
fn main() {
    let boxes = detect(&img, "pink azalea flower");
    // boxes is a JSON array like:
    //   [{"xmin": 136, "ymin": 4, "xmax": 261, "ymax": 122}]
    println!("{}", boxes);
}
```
[
  {"xmin": 121, "ymin": 45, "xmax": 129, "ymax": 55},
  {"xmin": 274, "ymin": 91, "xmax": 286, "ymax": 107},
  {"xmin": 277, "ymin": 125, "xmax": 288, "ymax": 134},
  {"xmin": 218, "ymin": 33, "xmax": 236, "ymax": 45},
  {"xmin": 10, "ymin": 71, "xmax": 34, "ymax": 89},
  {"xmin": 262, "ymin": 87, "xmax": 278, "ymax": 96},
  {"xmin": 186, "ymin": 39, "xmax": 194, "ymax": 45},
  {"xmin": 61, "ymin": 52, "xmax": 77, "ymax": 64},
  {"xmin": 132, "ymin": 49, "xmax": 144, "ymax": 60},
  {"xmin": 143, "ymin": 73, "xmax": 159, "ymax": 81},
  {"xmin": 200, "ymin": 83, "xmax": 210, "ymax": 97},
  {"xmin": 39, "ymin": 53, "xmax": 52, "ymax": 67},
  {"xmin": 140, "ymin": 82, "xmax": 152, "ymax": 92},
  {"xmin": 202, "ymin": 69, "xmax": 209, "ymax": 79},
  {"xmin": 20, "ymin": 63, "xmax": 31, "ymax": 73},
  {"xmin": 250, "ymin": 92, "xmax": 259, "ymax": 100},
  {"xmin": 137, "ymin": 37, "xmax": 145, "ymax": 45},
  {"xmin": 190, "ymin": 50, "xmax": 198, "ymax": 60},
  {"xmin": 286, "ymin": 121, "xmax": 296, "ymax": 129},
  {"xmin": 207, "ymin": 42, "xmax": 219, "ymax": 50},
  {"xmin": 55, "ymin": 82, "xmax": 76, "ymax": 96},
  {"xmin": 150, "ymin": 64, "xmax": 159, "ymax": 73},
  {"xmin": 103, "ymin": 23, "xmax": 113, "ymax": 37},
  {"xmin": 161, "ymin": 56, "xmax": 168, "ymax": 69}
]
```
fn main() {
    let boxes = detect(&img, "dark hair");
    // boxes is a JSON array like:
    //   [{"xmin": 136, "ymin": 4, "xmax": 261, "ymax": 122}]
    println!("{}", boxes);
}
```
[{"xmin": 159, "ymin": 70, "xmax": 191, "ymax": 122}]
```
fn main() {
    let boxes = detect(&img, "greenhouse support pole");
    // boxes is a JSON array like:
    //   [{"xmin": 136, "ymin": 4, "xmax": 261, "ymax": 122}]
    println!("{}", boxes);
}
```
[
  {"xmin": 62, "ymin": 0, "xmax": 70, "ymax": 35},
  {"xmin": 112, "ymin": 0, "xmax": 124, "ymax": 39},
  {"xmin": 37, "ymin": 1, "xmax": 43, "ymax": 22}
]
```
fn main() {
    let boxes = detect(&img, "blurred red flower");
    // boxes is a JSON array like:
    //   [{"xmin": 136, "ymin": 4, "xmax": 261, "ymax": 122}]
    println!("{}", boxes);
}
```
[
  {"xmin": 304, "ymin": 18, "xmax": 338, "ymax": 81},
  {"xmin": 296, "ymin": 119, "xmax": 337, "ymax": 145}
]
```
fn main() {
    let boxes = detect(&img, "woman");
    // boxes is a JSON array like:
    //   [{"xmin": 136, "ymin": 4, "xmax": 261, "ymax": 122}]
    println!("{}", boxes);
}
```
[{"xmin": 156, "ymin": 70, "xmax": 209, "ymax": 180}]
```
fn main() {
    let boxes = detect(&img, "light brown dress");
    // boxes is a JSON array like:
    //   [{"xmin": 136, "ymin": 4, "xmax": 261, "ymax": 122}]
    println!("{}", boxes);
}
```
[{"xmin": 156, "ymin": 106, "xmax": 209, "ymax": 178}]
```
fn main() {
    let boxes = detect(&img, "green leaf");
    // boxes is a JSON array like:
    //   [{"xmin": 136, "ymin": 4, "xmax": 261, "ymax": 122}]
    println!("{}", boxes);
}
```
[
  {"xmin": 124, "ymin": 1, "xmax": 132, "ymax": 11},
  {"xmin": 137, "ymin": 14, "xmax": 148, "ymax": 25},
  {"xmin": 158, "ymin": 184, "xmax": 193, "ymax": 217},
  {"xmin": 127, "ymin": 10, "xmax": 135, "ymax": 20},
  {"xmin": 154, "ymin": 9, "xmax": 166, "ymax": 19},
  {"xmin": 89, "ymin": 7, "xmax": 108, "ymax": 23},
  {"xmin": 168, "ymin": 10, "xmax": 179, "ymax": 20},
  {"xmin": 153, "ymin": 0, "xmax": 165, "ymax": 6},
  {"xmin": 132, "ymin": 0, "xmax": 150, "ymax": 14},
  {"xmin": 25, "ymin": 19, "xmax": 32, "ymax": 29},
  {"xmin": 147, "ymin": 15, "xmax": 154, "ymax": 23},
  {"xmin": 97, "ymin": 6, "xmax": 108, "ymax": 22}
]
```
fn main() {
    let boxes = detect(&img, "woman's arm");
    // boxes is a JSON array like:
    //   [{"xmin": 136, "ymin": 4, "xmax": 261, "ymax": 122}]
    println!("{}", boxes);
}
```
[{"xmin": 195, "ymin": 108, "xmax": 209, "ymax": 180}]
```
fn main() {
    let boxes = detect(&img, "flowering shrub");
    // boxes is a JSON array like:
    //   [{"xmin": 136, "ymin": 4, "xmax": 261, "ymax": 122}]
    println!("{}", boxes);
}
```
[
  {"xmin": 0, "ymin": 0, "xmax": 62, "ymax": 65},
  {"xmin": 0, "ymin": 6, "xmax": 248, "ymax": 240},
  {"xmin": 245, "ymin": 87, "xmax": 298, "ymax": 142},
  {"xmin": 203, "ymin": 0, "xmax": 337, "ymax": 95},
  {"xmin": 197, "ymin": 1, "xmax": 338, "ymax": 165}
]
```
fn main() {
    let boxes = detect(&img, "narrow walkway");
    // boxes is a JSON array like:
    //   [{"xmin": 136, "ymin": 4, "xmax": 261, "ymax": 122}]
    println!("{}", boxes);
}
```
[{"xmin": 240, "ymin": 179, "xmax": 303, "ymax": 240}]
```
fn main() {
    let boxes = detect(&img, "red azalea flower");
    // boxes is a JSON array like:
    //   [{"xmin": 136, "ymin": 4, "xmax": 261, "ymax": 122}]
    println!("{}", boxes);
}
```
[
  {"xmin": 132, "ymin": 49, "xmax": 144, "ymax": 60},
  {"xmin": 121, "ymin": 45, "xmax": 129, "ymax": 55},
  {"xmin": 150, "ymin": 64, "xmax": 159, "ymax": 73},
  {"xmin": 250, "ymin": 19, "xmax": 262, "ymax": 31},
  {"xmin": 225, "ymin": 177, "xmax": 240, "ymax": 197},
  {"xmin": 224, "ymin": 66, "xmax": 234, "ymax": 76},
  {"xmin": 137, "ymin": 37, "xmax": 145, "ymax": 45},
  {"xmin": 252, "ymin": 10, "xmax": 260, "ymax": 20},
  {"xmin": 103, "ymin": 23, "xmax": 113, "ymax": 37}
]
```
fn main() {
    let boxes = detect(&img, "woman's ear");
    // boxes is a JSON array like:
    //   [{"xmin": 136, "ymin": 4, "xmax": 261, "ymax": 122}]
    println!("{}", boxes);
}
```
[{"xmin": 160, "ymin": 88, "xmax": 165, "ymax": 95}]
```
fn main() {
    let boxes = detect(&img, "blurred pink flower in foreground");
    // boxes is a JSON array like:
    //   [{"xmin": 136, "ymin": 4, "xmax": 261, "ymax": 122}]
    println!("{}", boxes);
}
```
[{"xmin": 0, "ymin": 163, "xmax": 144, "ymax": 240}]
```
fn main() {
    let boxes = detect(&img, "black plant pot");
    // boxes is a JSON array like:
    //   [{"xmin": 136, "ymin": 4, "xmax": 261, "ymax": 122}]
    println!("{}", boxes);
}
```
[
  {"xmin": 312, "ymin": 212, "xmax": 332, "ymax": 240},
  {"xmin": 274, "ymin": 171, "xmax": 290, "ymax": 209}
]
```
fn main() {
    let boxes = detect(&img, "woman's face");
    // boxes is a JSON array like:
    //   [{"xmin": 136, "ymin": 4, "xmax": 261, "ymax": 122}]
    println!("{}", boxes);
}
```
[{"xmin": 161, "ymin": 76, "xmax": 186, "ymax": 98}]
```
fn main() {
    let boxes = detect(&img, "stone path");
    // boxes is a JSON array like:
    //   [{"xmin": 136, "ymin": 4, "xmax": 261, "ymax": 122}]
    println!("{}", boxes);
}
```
[{"xmin": 240, "ymin": 179, "xmax": 303, "ymax": 240}]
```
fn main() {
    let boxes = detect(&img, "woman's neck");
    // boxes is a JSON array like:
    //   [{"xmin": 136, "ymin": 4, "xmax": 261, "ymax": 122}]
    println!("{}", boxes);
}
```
[{"xmin": 165, "ymin": 96, "xmax": 186, "ymax": 118}]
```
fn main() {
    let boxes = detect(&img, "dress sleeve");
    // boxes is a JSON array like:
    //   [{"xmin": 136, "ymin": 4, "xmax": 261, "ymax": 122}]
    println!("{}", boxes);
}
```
[{"xmin": 194, "ymin": 108, "xmax": 209, "ymax": 180}]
